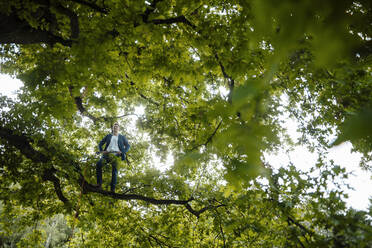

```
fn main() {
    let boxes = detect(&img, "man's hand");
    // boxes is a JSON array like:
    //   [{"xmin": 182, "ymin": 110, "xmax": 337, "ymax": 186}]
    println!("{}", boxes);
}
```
[
  {"xmin": 102, "ymin": 151, "xmax": 109, "ymax": 154},
  {"xmin": 116, "ymin": 151, "xmax": 122, "ymax": 155}
]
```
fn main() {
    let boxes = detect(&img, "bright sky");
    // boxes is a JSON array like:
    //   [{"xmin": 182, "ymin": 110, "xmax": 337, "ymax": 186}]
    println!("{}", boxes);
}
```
[
  {"xmin": 266, "ymin": 137, "xmax": 372, "ymax": 211},
  {"xmin": 0, "ymin": 74, "xmax": 23, "ymax": 98},
  {"xmin": 1, "ymin": 73, "xmax": 371, "ymax": 210}
]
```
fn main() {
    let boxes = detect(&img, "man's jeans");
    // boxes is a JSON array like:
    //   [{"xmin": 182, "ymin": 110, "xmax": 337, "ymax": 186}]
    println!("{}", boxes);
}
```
[{"xmin": 96, "ymin": 153, "xmax": 119, "ymax": 192}]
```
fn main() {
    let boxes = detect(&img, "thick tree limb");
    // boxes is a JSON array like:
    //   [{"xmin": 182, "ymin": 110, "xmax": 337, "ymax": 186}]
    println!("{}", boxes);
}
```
[
  {"xmin": 42, "ymin": 168, "xmax": 70, "ymax": 204},
  {"xmin": 0, "ymin": 127, "xmax": 48, "ymax": 163},
  {"xmin": 0, "ymin": 126, "xmax": 70, "ymax": 205},
  {"xmin": 80, "ymin": 176, "xmax": 192, "ymax": 205},
  {"xmin": 0, "ymin": 13, "xmax": 72, "ymax": 46},
  {"xmin": 78, "ymin": 176, "xmax": 221, "ymax": 217},
  {"xmin": 0, "ymin": 0, "xmax": 79, "ymax": 45}
]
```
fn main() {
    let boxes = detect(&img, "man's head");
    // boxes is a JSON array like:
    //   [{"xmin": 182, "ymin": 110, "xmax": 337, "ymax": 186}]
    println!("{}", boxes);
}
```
[{"xmin": 112, "ymin": 122, "xmax": 120, "ymax": 134}]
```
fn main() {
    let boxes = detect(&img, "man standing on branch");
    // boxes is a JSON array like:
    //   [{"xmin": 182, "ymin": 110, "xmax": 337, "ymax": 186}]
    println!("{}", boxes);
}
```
[{"xmin": 96, "ymin": 122, "xmax": 130, "ymax": 192}]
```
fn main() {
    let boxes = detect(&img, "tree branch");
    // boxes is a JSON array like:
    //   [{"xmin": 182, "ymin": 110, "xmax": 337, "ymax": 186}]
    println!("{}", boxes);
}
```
[
  {"xmin": 42, "ymin": 168, "xmax": 70, "ymax": 204},
  {"xmin": 70, "ymin": 93, "xmax": 100, "ymax": 122},
  {"xmin": 0, "ymin": 127, "xmax": 48, "ymax": 163},
  {"xmin": 190, "ymin": 120, "xmax": 223, "ymax": 151},
  {"xmin": 140, "ymin": 227, "xmax": 172, "ymax": 248},
  {"xmin": 0, "ymin": 13, "xmax": 72, "ymax": 46},
  {"xmin": 140, "ymin": 0, "xmax": 195, "ymax": 28},
  {"xmin": 126, "ymin": 74, "xmax": 160, "ymax": 106},
  {"xmin": 139, "ymin": 93, "xmax": 160, "ymax": 106},
  {"xmin": 54, "ymin": 4, "xmax": 80, "ymax": 40},
  {"xmin": 68, "ymin": 86, "xmax": 136, "ymax": 123},
  {"xmin": 80, "ymin": 176, "xmax": 192, "ymax": 205},
  {"xmin": 266, "ymin": 167, "xmax": 314, "ymax": 245},
  {"xmin": 214, "ymin": 53, "xmax": 234, "ymax": 103},
  {"xmin": 142, "ymin": 0, "xmax": 163, "ymax": 23},
  {"xmin": 215, "ymin": 208, "xmax": 227, "ymax": 248},
  {"xmin": 79, "ymin": 175, "xmax": 223, "ymax": 217},
  {"xmin": 287, "ymin": 216, "xmax": 312, "ymax": 243},
  {"xmin": 68, "ymin": 0, "xmax": 109, "ymax": 14},
  {"xmin": 151, "ymin": 16, "xmax": 196, "ymax": 28},
  {"xmin": 148, "ymin": 234, "xmax": 171, "ymax": 248},
  {"xmin": 185, "ymin": 203, "xmax": 226, "ymax": 218},
  {"xmin": 0, "ymin": 126, "xmax": 70, "ymax": 205}
]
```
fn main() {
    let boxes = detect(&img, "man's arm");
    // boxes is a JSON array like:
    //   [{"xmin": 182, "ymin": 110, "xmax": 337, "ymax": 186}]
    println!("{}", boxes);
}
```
[
  {"xmin": 98, "ymin": 135, "xmax": 108, "ymax": 152},
  {"xmin": 122, "ymin": 135, "xmax": 130, "ymax": 153},
  {"xmin": 118, "ymin": 135, "xmax": 130, "ymax": 160}
]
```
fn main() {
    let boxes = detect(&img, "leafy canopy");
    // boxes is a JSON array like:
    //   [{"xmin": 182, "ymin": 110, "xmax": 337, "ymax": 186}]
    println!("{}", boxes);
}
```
[{"xmin": 0, "ymin": 0, "xmax": 371, "ymax": 247}]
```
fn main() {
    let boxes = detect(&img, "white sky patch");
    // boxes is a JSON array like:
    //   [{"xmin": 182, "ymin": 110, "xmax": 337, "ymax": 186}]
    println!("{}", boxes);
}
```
[
  {"xmin": 124, "ymin": 105, "xmax": 146, "ymax": 135},
  {"xmin": 327, "ymin": 143, "xmax": 372, "ymax": 210},
  {"xmin": 265, "ymin": 94, "xmax": 372, "ymax": 210},
  {"xmin": 218, "ymin": 85, "xmax": 229, "ymax": 99},
  {"xmin": 188, "ymin": 47, "xmax": 200, "ymax": 61},
  {"xmin": 265, "ymin": 113, "xmax": 372, "ymax": 210},
  {"xmin": 152, "ymin": 152, "xmax": 174, "ymax": 172},
  {"xmin": 134, "ymin": 105, "xmax": 145, "ymax": 116},
  {"xmin": 0, "ymin": 74, "xmax": 23, "ymax": 99}
]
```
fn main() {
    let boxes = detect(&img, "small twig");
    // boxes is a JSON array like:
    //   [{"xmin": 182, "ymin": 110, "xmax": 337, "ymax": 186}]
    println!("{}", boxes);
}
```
[
  {"xmin": 122, "ymin": 184, "xmax": 151, "ymax": 194},
  {"xmin": 215, "ymin": 208, "xmax": 226, "ymax": 247},
  {"xmin": 68, "ymin": 86, "xmax": 137, "ymax": 123},
  {"xmin": 125, "ymin": 74, "xmax": 160, "ymax": 106},
  {"xmin": 139, "ymin": 93, "xmax": 160, "ymax": 106},
  {"xmin": 190, "ymin": 120, "xmax": 223, "ymax": 151}
]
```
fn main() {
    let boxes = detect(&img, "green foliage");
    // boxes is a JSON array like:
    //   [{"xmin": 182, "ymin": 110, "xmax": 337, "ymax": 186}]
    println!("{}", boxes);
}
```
[
  {"xmin": 333, "ymin": 107, "xmax": 372, "ymax": 147},
  {"xmin": 1, "ymin": 0, "xmax": 372, "ymax": 247}
]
